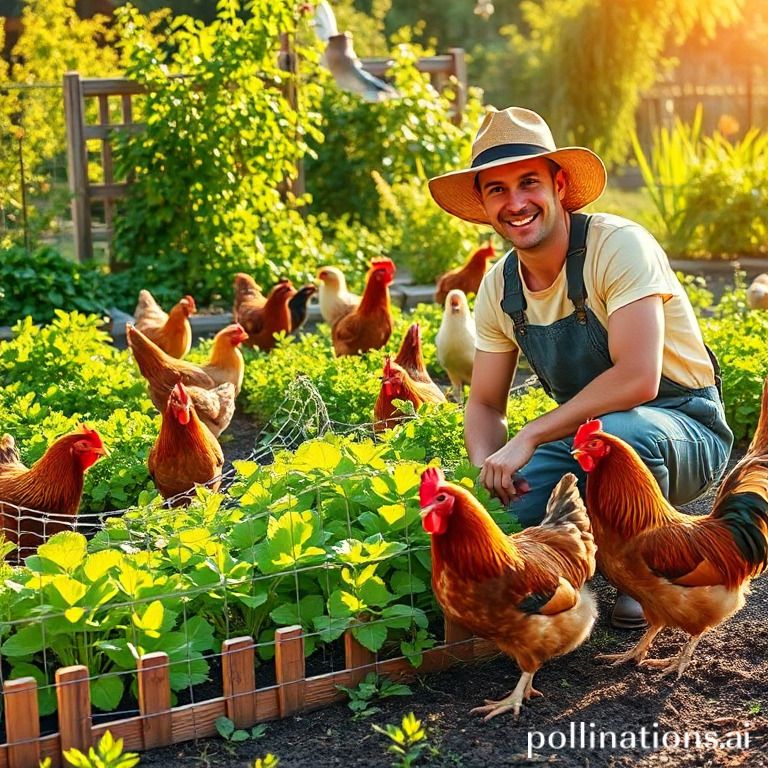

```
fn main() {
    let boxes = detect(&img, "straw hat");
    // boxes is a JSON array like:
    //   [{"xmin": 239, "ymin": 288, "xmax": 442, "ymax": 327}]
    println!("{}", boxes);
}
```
[{"xmin": 428, "ymin": 107, "xmax": 607, "ymax": 225}]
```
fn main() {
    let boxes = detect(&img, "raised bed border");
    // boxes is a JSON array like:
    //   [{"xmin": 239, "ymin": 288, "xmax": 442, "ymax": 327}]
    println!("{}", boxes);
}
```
[{"xmin": 0, "ymin": 618, "xmax": 495, "ymax": 768}]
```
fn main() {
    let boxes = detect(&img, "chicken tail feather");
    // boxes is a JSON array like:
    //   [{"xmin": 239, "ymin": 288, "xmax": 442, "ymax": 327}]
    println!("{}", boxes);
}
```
[
  {"xmin": 541, "ymin": 473, "xmax": 589, "ymax": 533},
  {"xmin": 717, "ymin": 491, "xmax": 768, "ymax": 574}
]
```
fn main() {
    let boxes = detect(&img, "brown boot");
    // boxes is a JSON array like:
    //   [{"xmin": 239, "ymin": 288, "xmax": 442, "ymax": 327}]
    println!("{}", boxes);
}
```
[{"xmin": 610, "ymin": 593, "xmax": 648, "ymax": 630}]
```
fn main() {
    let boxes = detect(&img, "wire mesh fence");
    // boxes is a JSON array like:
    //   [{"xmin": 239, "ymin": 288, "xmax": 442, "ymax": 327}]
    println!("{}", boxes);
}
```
[{"xmin": 0, "ymin": 376, "xmax": 497, "ymax": 767}]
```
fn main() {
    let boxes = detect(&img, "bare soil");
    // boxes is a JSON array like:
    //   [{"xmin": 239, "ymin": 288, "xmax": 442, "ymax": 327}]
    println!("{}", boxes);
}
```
[{"xmin": 138, "ymin": 431, "xmax": 768, "ymax": 768}]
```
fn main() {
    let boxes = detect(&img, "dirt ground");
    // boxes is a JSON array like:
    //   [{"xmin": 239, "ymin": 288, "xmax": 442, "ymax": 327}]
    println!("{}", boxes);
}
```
[{"xmin": 131, "ymin": 431, "xmax": 768, "ymax": 768}]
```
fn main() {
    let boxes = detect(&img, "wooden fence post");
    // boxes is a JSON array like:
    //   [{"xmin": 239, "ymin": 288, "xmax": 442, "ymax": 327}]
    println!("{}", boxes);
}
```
[
  {"xmin": 448, "ymin": 48, "xmax": 467, "ymax": 125},
  {"xmin": 56, "ymin": 665, "xmax": 92, "ymax": 758},
  {"xmin": 4, "ymin": 677, "xmax": 41, "ymax": 768},
  {"xmin": 63, "ymin": 72, "xmax": 93, "ymax": 263},
  {"xmin": 274, "ymin": 625, "xmax": 305, "ymax": 717},
  {"xmin": 222, "ymin": 636, "xmax": 257, "ymax": 728},
  {"xmin": 137, "ymin": 652, "xmax": 172, "ymax": 749},
  {"xmin": 344, "ymin": 628, "xmax": 376, "ymax": 686}
]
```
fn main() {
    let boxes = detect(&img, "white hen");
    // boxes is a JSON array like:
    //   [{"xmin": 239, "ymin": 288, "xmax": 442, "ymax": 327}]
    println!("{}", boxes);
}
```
[
  {"xmin": 436, "ymin": 289, "xmax": 476, "ymax": 402},
  {"xmin": 316, "ymin": 266, "xmax": 360, "ymax": 327}
]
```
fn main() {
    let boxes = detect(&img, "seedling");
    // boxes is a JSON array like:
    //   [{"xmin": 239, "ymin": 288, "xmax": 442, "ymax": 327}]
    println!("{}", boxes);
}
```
[
  {"xmin": 216, "ymin": 715, "xmax": 268, "ymax": 742},
  {"xmin": 39, "ymin": 731, "xmax": 140, "ymax": 768},
  {"xmin": 373, "ymin": 711, "xmax": 434, "ymax": 767},
  {"xmin": 337, "ymin": 672, "xmax": 413, "ymax": 719},
  {"xmin": 252, "ymin": 756, "xmax": 279, "ymax": 768}
]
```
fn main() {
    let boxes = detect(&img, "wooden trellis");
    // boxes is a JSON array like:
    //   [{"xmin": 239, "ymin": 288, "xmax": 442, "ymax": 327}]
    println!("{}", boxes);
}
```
[
  {"xmin": 63, "ymin": 49, "xmax": 467, "ymax": 264},
  {"xmin": 0, "ymin": 619, "xmax": 494, "ymax": 768}
]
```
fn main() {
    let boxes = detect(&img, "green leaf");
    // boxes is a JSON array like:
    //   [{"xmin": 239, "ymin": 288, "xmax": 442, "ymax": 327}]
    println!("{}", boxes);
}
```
[
  {"xmin": 91, "ymin": 675, "xmax": 124, "ymax": 712},
  {"xmin": 37, "ymin": 532, "xmax": 88, "ymax": 572},
  {"xmin": 351, "ymin": 621, "xmax": 387, "ymax": 652},
  {"xmin": 216, "ymin": 715, "xmax": 235, "ymax": 739},
  {"xmin": 1, "ymin": 623, "xmax": 45, "ymax": 657}
]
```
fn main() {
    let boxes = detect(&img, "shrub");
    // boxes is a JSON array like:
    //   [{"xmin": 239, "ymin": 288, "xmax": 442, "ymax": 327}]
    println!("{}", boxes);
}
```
[{"xmin": 0, "ymin": 246, "xmax": 108, "ymax": 326}]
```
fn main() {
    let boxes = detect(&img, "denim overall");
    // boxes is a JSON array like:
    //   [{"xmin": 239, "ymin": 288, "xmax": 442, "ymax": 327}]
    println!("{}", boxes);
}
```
[{"xmin": 501, "ymin": 213, "xmax": 734, "ymax": 526}]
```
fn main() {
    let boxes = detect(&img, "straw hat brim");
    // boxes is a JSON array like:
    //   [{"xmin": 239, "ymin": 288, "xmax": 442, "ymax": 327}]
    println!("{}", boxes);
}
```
[{"xmin": 428, "ymin": 147, "xmax": 607, "ymax": 226}]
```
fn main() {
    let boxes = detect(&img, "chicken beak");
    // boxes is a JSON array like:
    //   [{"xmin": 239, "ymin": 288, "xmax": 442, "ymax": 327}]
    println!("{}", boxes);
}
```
[
  {"xmin": 570, "ymin": 448, "xmax": 584, "ymax": 460},
  {"xmin": 418, "ymin": 504, "xmax": 433, "ymax": 520},
  {"xmin": 96, "ymin": 445, "xmax": 111, "ymax": 457}
]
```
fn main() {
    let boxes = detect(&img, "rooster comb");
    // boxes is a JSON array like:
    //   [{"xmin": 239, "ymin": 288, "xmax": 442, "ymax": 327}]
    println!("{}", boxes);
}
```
[
  {"xmin": 370, "ymin": 257, "xmax": 396, "ymax": 272},
  {"xmin": 75, "ymin": 425, "xmax": 104, "ymax": 448},
  {"xmin": 419, "ymin": 466, "xmax": 445, "ymax": 507},
  {"xmin": 383, "ymin": 355, "xmax": 393, "ymax": 377},
  {"xmin": 172, "ymin": 381, "xmax": 190, "ymax": 405},
  {"xmin": 574, "ymin": 419, "xmax": 603, "ymax": 448}
]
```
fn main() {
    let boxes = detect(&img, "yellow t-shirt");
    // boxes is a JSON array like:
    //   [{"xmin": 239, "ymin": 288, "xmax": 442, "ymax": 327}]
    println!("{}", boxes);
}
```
[{"xmin": 474, "ymin": 213, "xmax": 715, "ymax": 390}]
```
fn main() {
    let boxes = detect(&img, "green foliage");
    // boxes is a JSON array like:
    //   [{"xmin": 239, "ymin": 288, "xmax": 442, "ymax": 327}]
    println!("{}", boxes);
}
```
[
  {"xmin": 305, "ymin": 34, "xmax": 485, "ymax": 223},
  {"xmin": 0, "ymin": 312, "xmax": 157, "ymax": 511},
  {"xmin": 372, "ymin": 172, "xmax": 485, "ymax": 284},
  {"xmin": 0, "ymin": 0, "xmax": 121, "ymax": 243},
  {"xmin": 215, "ymin": 715, "xmax": 267, "ymax": 742},
  {"xmin": 0, "ymin": 246, "xmax": 108, "ymax": 326},
  {"xmin": 701, "ymin": 272, "xmax": 768, "ymax": 441},
  {"xmin": 61, "ymin": 731, "xmax": 140, "ymax": 768},
  {"xmin": 489, "ymin": 0, "xmax": 744, "ymax": 167},
  {"xmin": 676, "ymin": 271, "xmax": 714, "ymax": 317},
  {"xmin": 633, "ymin": 109, "xmax": 768, "ymax": 256},
  {"xmin": 372, "ymin": 711, "xmax": 434, "ymax": 768},
  {"xmin": 111, "ymin": 0, "xmax": 326, "ymax": 305},
  {"xmin": 337, "ymin": 672, "xmax": 413, "ymax": 719}
]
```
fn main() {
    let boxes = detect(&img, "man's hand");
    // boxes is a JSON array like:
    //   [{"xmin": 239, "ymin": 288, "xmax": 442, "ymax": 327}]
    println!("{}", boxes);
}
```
[{"xmin": 479, "ymin": 431, "xmax": 535, "ymax": 506}]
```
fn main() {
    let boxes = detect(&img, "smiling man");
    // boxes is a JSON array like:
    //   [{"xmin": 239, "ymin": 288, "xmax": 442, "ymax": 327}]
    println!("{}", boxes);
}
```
[{"xmin": 428, "ymin": 107, "xmax": 733, "ymax": 629}]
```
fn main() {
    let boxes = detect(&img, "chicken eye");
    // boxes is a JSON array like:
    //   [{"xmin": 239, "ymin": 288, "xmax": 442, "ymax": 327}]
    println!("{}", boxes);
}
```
[{"xmin": 436, "ymin": 493, "xmax": 447, "ymax": 502}]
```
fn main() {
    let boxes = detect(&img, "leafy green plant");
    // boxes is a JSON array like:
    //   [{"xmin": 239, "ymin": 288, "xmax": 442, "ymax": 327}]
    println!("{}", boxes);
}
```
[
  {"xmin": 337, "ymin": 672, "xmax": 413, "ymax": 719},
  {"xmin": 61, "ymin": 731, "xmax": 139, "ymax": 768},
  {"xmin": 0, "ymin": 246, "xmax": 108, "ymax": 326},
  {"xmin": 215, "ymin": 715, "xmax": 267, "ymax": 743},
  {"xmin": 111, "ymin": 0, "xmax": 326, "ymax": 305},
  {"xmin": 676, "ymin": 271, "xmax": 714, "ymax": 317},
  {"xmin": 373, "ymin": 711, "xmax": 434, "ymax": 767}
]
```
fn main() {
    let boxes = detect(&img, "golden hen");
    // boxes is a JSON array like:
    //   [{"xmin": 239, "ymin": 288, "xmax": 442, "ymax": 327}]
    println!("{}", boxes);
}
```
[
  {"xmin": 134, "ymin": 290, "xmax": 196, "ymax": 359},
  {"xmin": 434, "ymin": 240, "xmax": 495, "ymax": 306},
  {"xmin": 148, "ymin": 382, "xmax": 224, "ymax": 503},
  {"xmin": 420, "ymin": 468, "xmax": 596, "ymax": 719},
  {"xmin": 126, "ymin": 323, "xmax": 247, "ymax": 436},
  {"xmin": 394, "ymin": 323, "xmax": 444, "ymax": 400},
  {"xmin": 237, "ymin": 281, "xmax": 296, "ymax": 351},
  {"xmin": 572, "ymin": 399, "xmax": 768, "ymax": 678},
  {"xmin": 0, "ymin": 427, "xmax": 107, "ymax": 561}
]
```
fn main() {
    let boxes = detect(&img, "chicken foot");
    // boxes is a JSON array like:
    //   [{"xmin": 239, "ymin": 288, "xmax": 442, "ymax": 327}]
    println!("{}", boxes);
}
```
[
  {"xmin": 640, "ymin": 634, "xmax": 702, "ymax": 678},
  {"xmin": 596, "ymin": 625, "xmax": 662, "ymax": 666},
  {"xmin": 470, "ymin": 671, "xmax": 542, "ymax": 721}
]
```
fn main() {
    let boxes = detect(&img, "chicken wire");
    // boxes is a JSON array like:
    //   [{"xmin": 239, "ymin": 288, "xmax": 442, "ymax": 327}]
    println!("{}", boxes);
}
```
[{"xmin": 0, "ymin": 374, "xmax": 435, "ymax": 737}]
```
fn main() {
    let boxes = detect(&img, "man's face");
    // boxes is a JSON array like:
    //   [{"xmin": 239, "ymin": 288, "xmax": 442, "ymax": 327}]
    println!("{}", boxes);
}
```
[{"xmin": 476, "ymin": 158, "xmax": 566, "ymax": 251}]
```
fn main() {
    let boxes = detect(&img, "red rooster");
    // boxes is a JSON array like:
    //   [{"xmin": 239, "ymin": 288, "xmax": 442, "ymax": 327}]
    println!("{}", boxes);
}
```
[
  {"xmin": 434, "ymin": 240, "xmax": 495, "ymax": 306},
  {"xmin": 420, "ymin": 468, "xmax": 596, "ymax": 719},
  {"xmin": 332, "ymin": 259, "xmax": 396, "ymax": 356},
  {"xmin": 572, "ymin": 399, "xmax": 768, "ymax": 678},
  {"xmin": 373, "ymin": 356, "xmax": 446, "ymax": 432},
  {"xmin": 0, "ymin": 427, "xmax": 107, "ymax": 561},
  {"xmin": 148, "ymin": 382, "xmax": 224, "ymax": 503}
]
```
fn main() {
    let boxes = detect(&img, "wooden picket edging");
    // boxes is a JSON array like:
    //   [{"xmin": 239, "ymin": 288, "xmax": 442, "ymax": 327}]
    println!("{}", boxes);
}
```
[{"xmin": 0, "ymin": 619, "xmax": 496, "ymax": 768}]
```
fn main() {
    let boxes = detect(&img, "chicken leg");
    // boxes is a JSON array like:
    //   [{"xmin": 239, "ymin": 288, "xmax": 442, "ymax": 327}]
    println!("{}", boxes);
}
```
[
  {"xmin": 640, "ymin": 634, "xmax": 702, "ymax": 678},
  {"xmin": 596, "ymin": 624, "xmax": 662, "ymax": 666},
  {"xmin": 470, "ymin": 671, "xmax": 542, "ymax": 721}
]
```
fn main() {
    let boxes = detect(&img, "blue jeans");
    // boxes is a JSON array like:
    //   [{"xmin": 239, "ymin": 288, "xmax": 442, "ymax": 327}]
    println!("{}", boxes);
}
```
[{"xmin": 510, "ymin": 388, "xmax": 733, "ymax": 527}]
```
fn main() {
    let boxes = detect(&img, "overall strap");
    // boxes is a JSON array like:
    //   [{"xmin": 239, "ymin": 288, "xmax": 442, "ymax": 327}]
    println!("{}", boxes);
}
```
[
  {"xmin": 565, "ymin": 213, "xmax": 592, "ymax": 325},
  {"xmin": 500, "ymin": 251, "xmax": 527, "ymax": 336},
  {"xmin": 500, "ymin": 213, "xmax": 593, "ymax": 334}
]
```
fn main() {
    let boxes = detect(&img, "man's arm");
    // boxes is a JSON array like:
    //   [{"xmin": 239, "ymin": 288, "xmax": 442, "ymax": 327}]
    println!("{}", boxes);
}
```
[
  {"xmin": 465, "ymin": 348, "xmax": 519, "ymax": 466},
  {"xmin": 479, "ymin": 295, "xmax": 665, "ymax": 504}
]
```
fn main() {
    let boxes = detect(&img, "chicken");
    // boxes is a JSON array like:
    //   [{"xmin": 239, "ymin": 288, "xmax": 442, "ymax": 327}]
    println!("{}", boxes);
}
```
[
  {"xmin": 420, "ymin": 469, "xmax": 596, "ymax": 719},
  {"xmin": 126, "ymin": 323, "xmax": 247, "ymax": 436},
  {"xmin": 373, "ymin": 356, "xmax": 446, "ymax": 432},
  {"xmin": 233, "ymin": 272, "xmax": 265, "ymax": 321},
  {"xmin": 0, "ymin": 427, "xmax": 107, "ymax": 562},
  {"xmin": 133, "ymin": 290, "xmax": 196, "ymax": 359},
  {"xmin": 237, "ymin": 281, "xmax": 296, "ymax": 351},
  {"xmin": 572, "ymin": 400, "xmax": 768, "ymax": 678},
  {"xmin": 332, "ymin": 258, "xmax": 396, "ymax": 356},
  {"xmin": 434, "ymin": 240, "xmax": 496, "ymax": 306},
  {"xmin": 148, "ymin": 382, "xmax": 224, "ymax": 502},
  {"xmin": 316, "ymin": 266, "xmax": 360, "ymax": 327},
  {"xmin": 288, "ymin": 284, "xmax": 318, "ymax": 333},
  {"xmin": 435, "ymin": 289, "xmax": 476, "ymax": 402},
  {"xmin": 394, "ymin": 323, "xmax": 444, "ymax": 401},
  {"xmin": 746, "ymin": 273, "xmax": 768, "ymax": 309}
]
